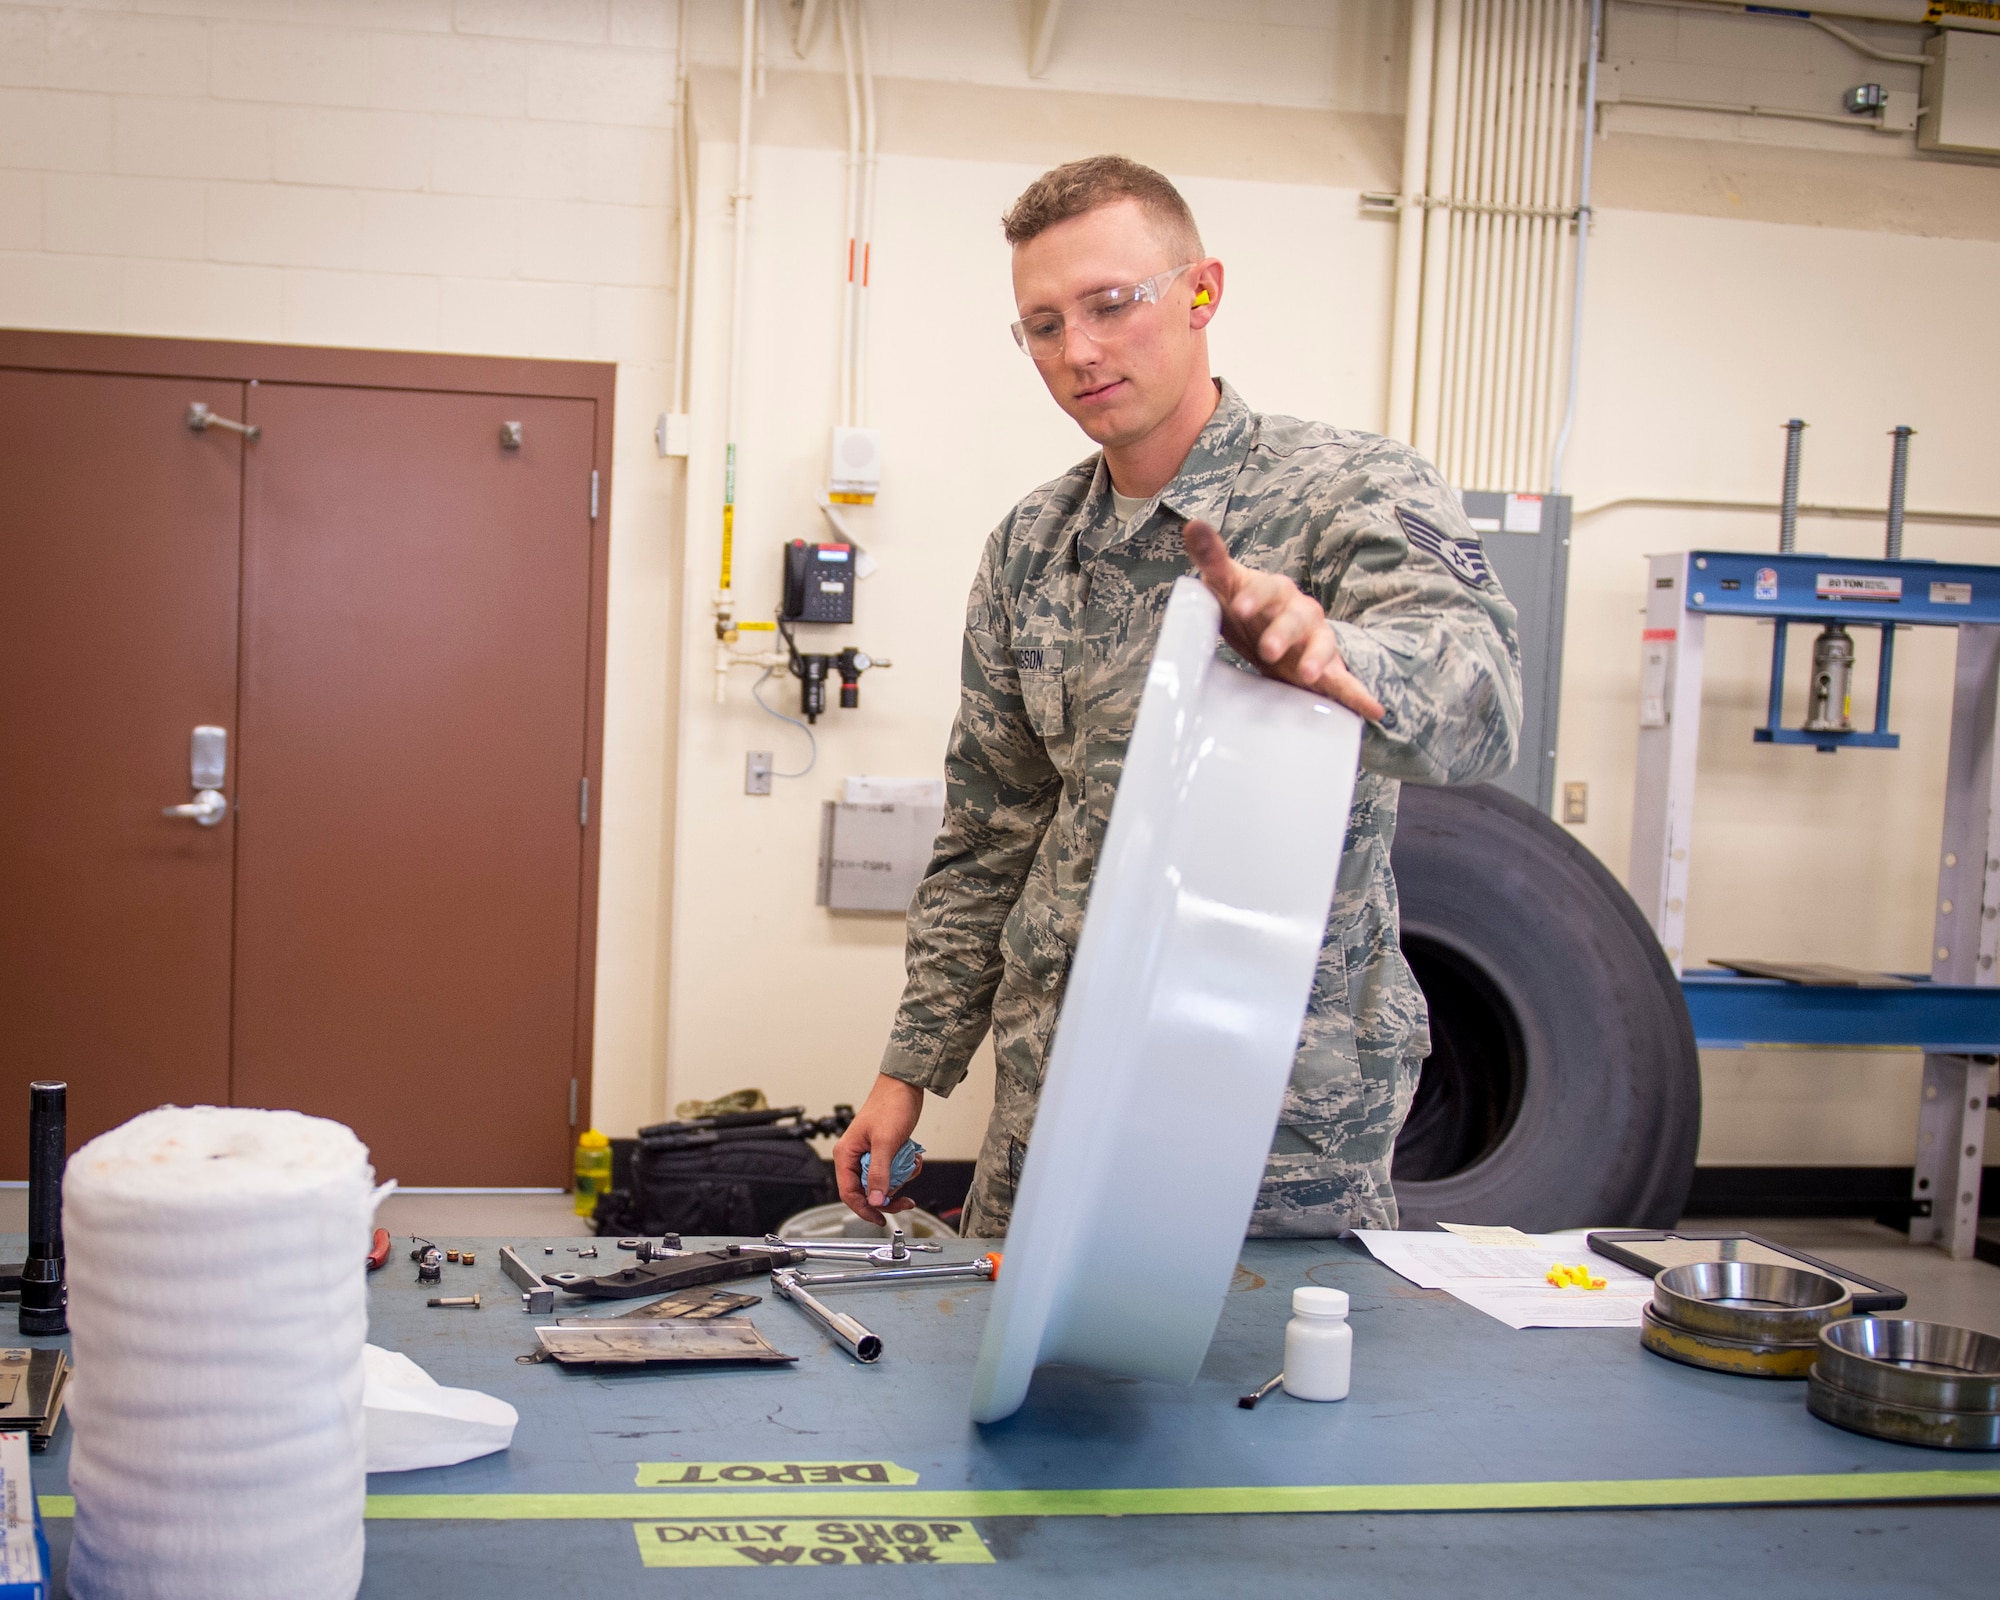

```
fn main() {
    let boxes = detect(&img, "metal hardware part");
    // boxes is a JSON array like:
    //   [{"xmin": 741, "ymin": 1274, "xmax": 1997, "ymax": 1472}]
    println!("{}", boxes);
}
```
[
  {"xmin": 499, "ymin": 421, "xmax": 523, "ymax": 450},
  {"xmin": 1778, "ymin": 418, "xmax": 1805, "ymax": 556},
  {"xmin": 500, "ymin": 1245, "xmax": 558, "ymax": 1312},
  {"xmin": 1815, "ymin": 1317, "xmax": 2000, "ymax": 1414},
  {"xmin": 446, "ymin": 1251, "xmax": 460, "ymax": 1263},
  {"xmin": 1802, "ymin": 624, "xmax": 1856, "ymax": 733},
  {"xmin": 416, "ymin": 1248, "xmax": 443, "ymax": 1286},
  {"xmin": 187, "ymin": 401, "xmax": 260, "ymax": 441},
  {"xmin": 1651, "ymin": 1261, "xmax": 1852, "ymax": 1346},
  {"xmin": 618, "ymin": 1239, "xmax": 642, "ymax": 1251},
  {"xmin": 549, "ymin": 1245, "xmax": 804, "ymax": 1301},
  {"xmin": 764, "ymin": 1231, "xmax": 941, "ymax": 1261},
  {"xmin": 558, "ymin": 1288, "xmax": 760, "ymax": 1325},
  {"xmin": 1639, "ymin": 1302, "xmax": 1819, "ymax": 1379},
  {"xmin": 1239, "ymin": 1373, "xmax": 1285, "ymax": 1410},
  {"xmin": 791, "ymin": 1254, "xmax": 1000, "ymax": 1288},
  {"xmin": 1885, "ymin": 425, "xmax": 1914, "ymax": 562},
  {"xmin": 578, "ymin": 1246, "xmax": 597, "ymax": 1259},
  {"xmin": 162, "ymin": 788, "xmax": 228, "ymax": 827},
  {"xmin": 772, "ymin": 1269, "xmax": 882, "ymax": 1362},
  {"xmin": 428, "ymin": 1295, "xmax": 481, "ymax": 1309},
  {"xmin": 533, "ymin": 1321, "xmax": 794, "ymax": 1367},
  {"xmin": 634, "ymin": 1238, "xmax": 684, "ymax": 1262},
  {"xmin": 20, "ymin": 1083, "xmax": 66, "ymax": 1337},
  {"xmin": 1808, "ymin": 1367, "xmax": 2000, "ymax": 1451},
  {"xmin": 461, "ymin": 1251, "xmax": 475, "ymax": 1266},
  {"xmin": 189, "ymin": 725, "xmax": 227, "ymax": 789}
]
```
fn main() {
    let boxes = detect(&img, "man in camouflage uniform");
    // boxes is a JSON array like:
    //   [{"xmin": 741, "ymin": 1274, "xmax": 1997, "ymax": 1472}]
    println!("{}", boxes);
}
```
[{"xmin": 834, "ymin": 156, "xmax": 1520, "ymax": 1238}]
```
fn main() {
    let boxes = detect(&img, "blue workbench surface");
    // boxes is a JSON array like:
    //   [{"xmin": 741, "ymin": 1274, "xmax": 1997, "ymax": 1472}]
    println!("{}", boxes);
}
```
[{"xmin": 19, "ymin": 1236, "xmax": 2000, "ymax": 1596}]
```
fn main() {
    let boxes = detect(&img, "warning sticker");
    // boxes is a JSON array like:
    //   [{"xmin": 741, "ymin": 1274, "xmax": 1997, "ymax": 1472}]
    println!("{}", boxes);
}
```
[
  {"xmin": 637, "ymin": 1460, "xmax": 919, "ymax": 1488},
  {"xmin": 1816, "ymin": 573, "xmax": 1902, "ymax": 602},
  {"xmin": 635, "ymin": 1518, "xmax": 994, "ymax": 1568},
  {"xmin": 1932, "ymin": 582, "xmax": 1973, "ymax": 606}
]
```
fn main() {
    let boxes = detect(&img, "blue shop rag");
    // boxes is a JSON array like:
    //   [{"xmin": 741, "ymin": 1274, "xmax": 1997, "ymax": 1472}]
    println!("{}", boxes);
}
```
[{"xmin": 857, "ymin": 1139, "xmax": 924, "ymax": 1197}]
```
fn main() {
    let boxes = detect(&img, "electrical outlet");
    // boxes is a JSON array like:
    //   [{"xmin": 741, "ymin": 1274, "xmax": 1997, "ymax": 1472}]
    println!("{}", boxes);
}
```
[
  {"xmin": 746, "ymin": 751, "xmax": 773, "ymax": 796},
  {"xmin": 1562, "ymin": 781, "xmax": 1588, "ymax": 825}
]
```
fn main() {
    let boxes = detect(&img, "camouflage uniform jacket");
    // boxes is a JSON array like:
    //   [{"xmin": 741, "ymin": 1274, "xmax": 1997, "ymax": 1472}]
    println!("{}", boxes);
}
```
[{"xmin": 881, "ymin": 381, "xmax": 1522, "ymax": 1238}]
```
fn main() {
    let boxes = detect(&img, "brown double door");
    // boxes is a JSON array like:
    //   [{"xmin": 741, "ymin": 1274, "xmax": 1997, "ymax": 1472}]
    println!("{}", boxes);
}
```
[{"xmin": 0, "ymin": 337, "xmax": 609, "ymax": 1186}]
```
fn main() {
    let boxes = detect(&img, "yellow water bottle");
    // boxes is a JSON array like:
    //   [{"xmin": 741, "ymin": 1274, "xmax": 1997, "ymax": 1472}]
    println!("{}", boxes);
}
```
[{"xmin": 573, "ymin": 1128, "xmax": 612, "ymax": 1218}]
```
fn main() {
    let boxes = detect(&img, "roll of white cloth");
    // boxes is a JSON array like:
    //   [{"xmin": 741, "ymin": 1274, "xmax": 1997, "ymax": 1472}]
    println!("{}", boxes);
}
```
[{"xmin": 65, "ymin": 1105, "xmax": 378, "ymax": 1600}]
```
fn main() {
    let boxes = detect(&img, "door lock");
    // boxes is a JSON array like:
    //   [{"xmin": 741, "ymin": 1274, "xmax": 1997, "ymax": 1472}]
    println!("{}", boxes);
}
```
[{"xmin": 163, "ymin": 726, "xmax": 229, "ymax": 827}]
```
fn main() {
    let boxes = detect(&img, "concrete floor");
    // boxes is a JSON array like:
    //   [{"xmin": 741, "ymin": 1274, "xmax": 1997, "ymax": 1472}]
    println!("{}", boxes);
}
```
[{"xmin": 3, "ymin": 1186, "xmax": 1996, "ymax": 1331}]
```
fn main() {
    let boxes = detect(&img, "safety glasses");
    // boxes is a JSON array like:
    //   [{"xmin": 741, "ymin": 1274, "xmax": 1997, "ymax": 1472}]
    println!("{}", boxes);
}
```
[{"xmin": 1009, "ymin": 263, "xmax": 1196, "ymax": 359}]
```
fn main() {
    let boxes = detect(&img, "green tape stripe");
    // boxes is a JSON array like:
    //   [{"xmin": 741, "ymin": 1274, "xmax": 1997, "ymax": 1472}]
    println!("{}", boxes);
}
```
[{"xmin": 38, "ymin": 1473, "xmax": 2000, "ymax": 1524}]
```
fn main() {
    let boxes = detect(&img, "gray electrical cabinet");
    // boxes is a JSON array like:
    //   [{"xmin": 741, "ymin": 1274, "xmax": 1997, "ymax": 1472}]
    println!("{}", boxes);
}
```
[{"xmin": 1459, "ymin": 490, "xmax": 1570, "ymax": 816}]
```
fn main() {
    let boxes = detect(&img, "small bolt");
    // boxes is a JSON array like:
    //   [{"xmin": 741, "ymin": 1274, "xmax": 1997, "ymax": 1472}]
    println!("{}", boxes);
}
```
[{"xmin": 427, "ymin": 1295, "xmax": 482, "ymax": 1309}]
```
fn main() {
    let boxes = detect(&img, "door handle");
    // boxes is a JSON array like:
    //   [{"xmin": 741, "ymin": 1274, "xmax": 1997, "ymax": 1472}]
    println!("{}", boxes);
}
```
[
  {"xmin": 164, "ymin": 726, "xmax": 229, "ymax": 826},
  {"xmin": 163, "ymin": 790, "xmax": 228, "ymax": 827},
  {"xmin": 187, "ymin": 402, "xmax": 260, "ymax": 441}
]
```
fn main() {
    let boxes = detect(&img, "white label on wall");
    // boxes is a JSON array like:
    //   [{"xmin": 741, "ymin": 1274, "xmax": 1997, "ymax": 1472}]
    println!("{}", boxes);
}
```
[
  {"xmin": 1932, "ymin": 582, "xmax": 1973, "ymax": 605},
  {"xmin": 1503, "ymin": 494, "xmax": 1544, "ymax": 534}
]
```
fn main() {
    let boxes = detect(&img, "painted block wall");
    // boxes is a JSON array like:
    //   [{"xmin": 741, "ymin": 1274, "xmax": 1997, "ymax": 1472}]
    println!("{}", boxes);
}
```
[{"xmin": 2, "ymin": 0, "xmax": 1997, "ymax": 1171}]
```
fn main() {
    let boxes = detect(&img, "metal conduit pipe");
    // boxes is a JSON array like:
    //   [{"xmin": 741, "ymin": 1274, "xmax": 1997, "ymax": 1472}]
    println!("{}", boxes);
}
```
[
  {"xmin": 1385, "ymin": 0, "xmax": 1436, "ymax": 445},
  {"xmin": 836, "ymin": 0, "xmax": 860, "ymax": 430},
  {"xmin": 1413, "ymin": 0, "xmax": 1462, "ymax": 459},
  {"xmin": 1549, "ymin": 0, "xmax": 1600, "ymax": 493},
  {"xmin": 1573, "ymin": 496, "xmax": 2000, "ymax": 529},
  {"xmin": 714, "ymin": 0, "xmax": 758, "ymax": 702},
  {"xmin": 853, "ymin": 0, "xmax": 878, "ymax": 429},
  {"xmin": 669, "ymin": 0, "xmax": 694, "ymax": 418}
]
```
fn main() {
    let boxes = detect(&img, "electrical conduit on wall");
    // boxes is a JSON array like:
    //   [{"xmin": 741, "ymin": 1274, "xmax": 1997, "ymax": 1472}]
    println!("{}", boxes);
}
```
[
  {"xmin": 715, "ymin": 0, "xmax": 757, "ymax": 700},
  {"xmin": 1395, "ymin": 0, "xmax": 1595, "ymax": 493}
]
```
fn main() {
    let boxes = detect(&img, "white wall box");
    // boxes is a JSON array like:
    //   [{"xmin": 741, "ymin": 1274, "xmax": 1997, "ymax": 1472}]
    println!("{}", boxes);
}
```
[{"xmin": 1921, "ymin": 28, "xmax": 2000, "ymax": 155}]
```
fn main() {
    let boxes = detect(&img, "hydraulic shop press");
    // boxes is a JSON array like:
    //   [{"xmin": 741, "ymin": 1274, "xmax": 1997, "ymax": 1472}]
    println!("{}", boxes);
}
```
[{"xmin": 1631, "ymin": 423, "xmax": 2000, "ymax": 1260}]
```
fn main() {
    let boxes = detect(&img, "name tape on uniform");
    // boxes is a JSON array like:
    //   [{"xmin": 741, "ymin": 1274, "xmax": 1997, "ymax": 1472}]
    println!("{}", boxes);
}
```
[
  {"xmin": 635, "ymin": 1518, "xmax": 992, "ymax": 1569},
  {"xmin": 637, "ymin": 1460, "xmax": 918, "ymax": 1488}
]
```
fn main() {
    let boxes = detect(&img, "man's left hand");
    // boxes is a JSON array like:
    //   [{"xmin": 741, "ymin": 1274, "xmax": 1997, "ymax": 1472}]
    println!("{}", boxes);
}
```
[{"xmin": 1183, "ymin": 519, "xmax": 1386, "ymax": 721}]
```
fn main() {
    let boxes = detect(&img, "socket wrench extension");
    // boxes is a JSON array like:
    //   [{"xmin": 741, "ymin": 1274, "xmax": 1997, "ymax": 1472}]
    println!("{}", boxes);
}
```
[
  {"xmin": 791, "ymin": 1254, "xmax": 1000, "ymax": 1289},
  {"xmin": 764, "ymin": 1225, "xmax": 940, "ymax": 1264},
  {"xmin": 772, "ymin": 1269, "xmax": 882, "ymax": 1362}
]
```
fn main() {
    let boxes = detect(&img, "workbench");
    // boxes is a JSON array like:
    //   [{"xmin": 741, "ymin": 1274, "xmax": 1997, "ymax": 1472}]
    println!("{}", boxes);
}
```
[{"xmin": 18, "ymin": 1236, "xmax": 2000, "ymax": 1596}]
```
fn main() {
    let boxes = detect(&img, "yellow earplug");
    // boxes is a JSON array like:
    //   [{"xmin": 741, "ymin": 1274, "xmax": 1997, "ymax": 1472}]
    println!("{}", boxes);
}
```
[{"xmin": 1193, "ymin": 288, "xmax": 1212, "ymax": 306}]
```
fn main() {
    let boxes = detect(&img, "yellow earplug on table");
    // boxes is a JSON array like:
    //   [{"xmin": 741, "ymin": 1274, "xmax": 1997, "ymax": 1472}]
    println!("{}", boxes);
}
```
[{"xmin": 1545, "ymin": 1262, "xmax": 1607, "ymax": 1290}]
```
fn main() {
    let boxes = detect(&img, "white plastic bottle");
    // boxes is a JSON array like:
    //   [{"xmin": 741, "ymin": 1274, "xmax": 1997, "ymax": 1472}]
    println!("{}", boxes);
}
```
[{"xmin": 1282, "ymin": 1286, "xmax": 1352, "ymax": 1401}]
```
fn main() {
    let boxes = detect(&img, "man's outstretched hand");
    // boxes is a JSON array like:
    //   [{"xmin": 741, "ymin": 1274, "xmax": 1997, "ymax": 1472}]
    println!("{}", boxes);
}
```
[
  {"xmin": 1182, "ymin": 519, "xmax": 1385, "ymax": 721},
  {"xmin": 833, "ymin": 1073, "xmax": 925, "ymax": 1225}
]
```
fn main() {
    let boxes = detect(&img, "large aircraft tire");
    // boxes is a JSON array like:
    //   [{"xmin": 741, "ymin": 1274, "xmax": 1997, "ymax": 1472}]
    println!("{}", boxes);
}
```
[{"xmin": 1388, "ymin": 782, "xmax": 1701, "ymax": 1231}]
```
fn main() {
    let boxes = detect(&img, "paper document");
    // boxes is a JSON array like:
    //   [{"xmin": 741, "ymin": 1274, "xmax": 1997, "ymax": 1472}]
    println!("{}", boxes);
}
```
[
  {"xmin": 1353, "ymin": 1229, "xmax": 1652, "ymax": 1330},
  {"xmin": 1437, "ymin": 1223, "xmax": 1536, "ymax": 1248}
]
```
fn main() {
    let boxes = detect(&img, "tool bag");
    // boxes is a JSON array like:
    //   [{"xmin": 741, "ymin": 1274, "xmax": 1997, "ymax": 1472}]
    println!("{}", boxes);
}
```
[
  {"xmin": 594, "ymin": 1139, "xmax": 836, "ymax": 1238},
  {"xmin": 591, "ymin": 1105, "xmax": 853, "ymax": 1238}
]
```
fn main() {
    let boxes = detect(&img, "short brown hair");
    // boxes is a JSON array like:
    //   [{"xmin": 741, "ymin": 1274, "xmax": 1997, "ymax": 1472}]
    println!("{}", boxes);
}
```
[{"xmin": 1000, "ymin": 155, "xmax": 1203, "ymax": 262}]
